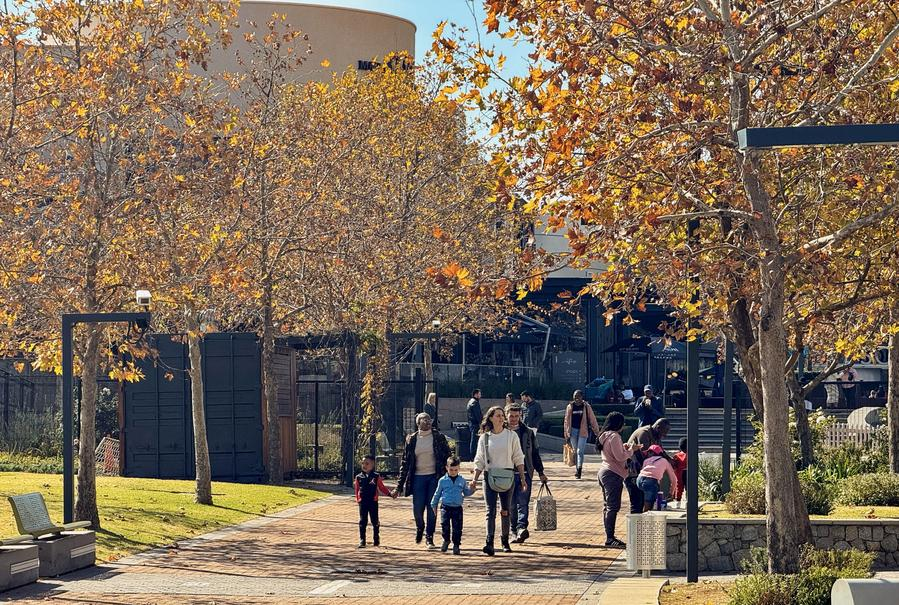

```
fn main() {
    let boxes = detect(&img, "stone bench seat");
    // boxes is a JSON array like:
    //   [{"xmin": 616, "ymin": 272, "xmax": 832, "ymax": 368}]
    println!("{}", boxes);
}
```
[
  {"xmin": 0, "ymin": 534, "xmax": 33, "ymax": 546},
  {"xmin": 0, "ymin": 544, "xmax": 40, "ymax": 592},
  {"xmin": 7, "ymin": 493, "xmax": 95, "ymax": 577},
  {"xmin": 831, "ymin": 578, "xmax": 899, "ymax": 604}
]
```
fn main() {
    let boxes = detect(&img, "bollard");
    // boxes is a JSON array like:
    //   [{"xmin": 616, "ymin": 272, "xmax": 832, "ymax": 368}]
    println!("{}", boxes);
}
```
[{"xmin": 831, "ymin": 578, "xmax": 899, "ymax": 605}]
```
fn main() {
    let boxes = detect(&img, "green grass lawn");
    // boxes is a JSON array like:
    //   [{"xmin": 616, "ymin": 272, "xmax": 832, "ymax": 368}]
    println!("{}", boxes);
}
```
[
  {"xmin": 0, "ymin": 473, "xmax": 329, "ymax": 562},
  {"xmin": 702, "ymin": 503, "xmax": 899, "ymax": 519}
]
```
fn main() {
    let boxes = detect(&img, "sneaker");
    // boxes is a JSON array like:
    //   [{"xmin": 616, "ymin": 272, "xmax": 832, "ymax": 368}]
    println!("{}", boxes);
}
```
[
  {"xmin": 501, "ymin": 539, "xmax": 513, "ymax": 553},
  {"xmin": 373, "ymin": 536, "xmax": 380, "ymax": 547},
  {"xmin": 415, "ymin": 529, "xmax": 424, "ymax": 544},
  {"xmin": 441, "ymin": 540, "xmax": 449, "ymax": 553},
  {"xmin": 358, "ymin": 540, "xmax": 366, "ymax": 548},
  {"xmin": 453, "ymin": 545, "xmax": 461, "ymax": 555},
  {"xmin": 605, "ymin": 538, "xmax": 626, "ymax": 549},
  {"xmin": 426, "ymin": 537, "xmax": 437, "ymax": 550},
  {"xmin": 517, "ymin": 529, "xmax": 530, "ymax": 543},
  {"xmin": 483, "ymin": 542, "xmax": 495, "ymax": 556}
]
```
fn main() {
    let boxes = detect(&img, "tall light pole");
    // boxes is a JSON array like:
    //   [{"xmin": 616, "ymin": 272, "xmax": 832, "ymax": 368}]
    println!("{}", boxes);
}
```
[{"xmin": 62, "ymin": 309, "xmax": 150, "ymax": 523}]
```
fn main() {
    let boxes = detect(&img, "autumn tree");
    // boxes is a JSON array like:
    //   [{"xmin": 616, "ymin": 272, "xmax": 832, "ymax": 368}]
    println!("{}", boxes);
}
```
[
  {"xmin": 0, "ymin": 0, "xmax": 233, "ymax": 525},
  {"xmin": 436, "ymin": 0, "xmax": 899, "ymax": 572}
]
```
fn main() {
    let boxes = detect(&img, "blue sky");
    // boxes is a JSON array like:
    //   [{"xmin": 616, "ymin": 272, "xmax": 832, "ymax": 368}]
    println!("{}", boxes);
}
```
[{"xmin": 317, "ymin": 0, "xmax": 530, "ymax": 76}]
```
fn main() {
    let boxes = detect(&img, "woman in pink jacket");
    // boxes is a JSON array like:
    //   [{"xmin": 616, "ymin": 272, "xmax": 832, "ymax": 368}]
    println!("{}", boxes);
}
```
[
  {"xmin": 564, "ymin": 390, "xmax": 601, "ymax": 479},
  {"xmin": 597, "ymin": 411, "xmax": 636, "ymax": 548}
]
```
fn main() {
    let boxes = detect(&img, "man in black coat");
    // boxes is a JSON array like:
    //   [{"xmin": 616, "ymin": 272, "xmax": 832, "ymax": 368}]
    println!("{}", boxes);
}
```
[
  {"xmin": 393, "ymin": 413, "xmax": 452, "ymax": 548},
  {"xmin": 465, "ymin": 389, "xmax": 483, "ymax": 461}
]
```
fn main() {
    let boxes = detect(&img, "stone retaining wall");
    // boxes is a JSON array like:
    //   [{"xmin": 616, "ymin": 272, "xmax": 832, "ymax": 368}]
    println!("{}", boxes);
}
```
[{"xmin": 665, "ymin": 518, "xmax": 899, "ymax": 572}]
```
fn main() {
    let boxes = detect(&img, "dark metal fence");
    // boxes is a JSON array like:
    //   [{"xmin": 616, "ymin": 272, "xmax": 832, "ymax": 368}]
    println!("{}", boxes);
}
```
[{"xmin": 294, "ymin": 371, "xmax": 433, "ymax": 477}]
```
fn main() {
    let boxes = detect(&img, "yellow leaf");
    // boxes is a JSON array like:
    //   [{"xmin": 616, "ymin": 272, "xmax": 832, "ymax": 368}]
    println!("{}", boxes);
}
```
[{"xmin": 320, "ymin": 59, "xmax": 331, "ymax": 68}]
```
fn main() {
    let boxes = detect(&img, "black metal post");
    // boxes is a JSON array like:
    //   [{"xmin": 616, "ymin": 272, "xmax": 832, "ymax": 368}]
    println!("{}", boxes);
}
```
[
  {"xmin": 62, "ymin": 316, "xmax": 74, "ymax": 523},
  {"xmin": 735, "ymin": 395, "xmax": 742, "ymax": 463},
  {"xmin": 61, "ymin": 311, "xmax": 150, "ymax": 523},
  {"xmin": 721, "ymin": 340, "xmax": 734, "ymax": 495},
  {"xmin": 313, "ymin": 381, "xmax": 320, "ymax": 473},
  {"xmin": 413, "ymin": 368, "xmax": 424, "ymax": 415},
  {"xmin": 686, "ymin": 219, "xmax": 700, "ymax": 583},
  {"xmin": 3, "ymin": 375, "xmax": 9, "ymax": 432}
]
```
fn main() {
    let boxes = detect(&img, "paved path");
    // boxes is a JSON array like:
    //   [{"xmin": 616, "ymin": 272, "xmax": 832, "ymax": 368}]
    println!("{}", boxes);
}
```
[{"xmin": 4, "ymin": 457, "xmax": 639, "ymax": 604}]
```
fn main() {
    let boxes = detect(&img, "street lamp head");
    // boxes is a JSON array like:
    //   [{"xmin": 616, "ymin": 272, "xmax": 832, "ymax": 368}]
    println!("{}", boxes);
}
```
[
  {"xmin": 135, "ymin": 290, "xmax": 152, "ymax": 307},
  {"xmin": 431, "ymin": 318, "xmax": 441, "ymax": 329}
]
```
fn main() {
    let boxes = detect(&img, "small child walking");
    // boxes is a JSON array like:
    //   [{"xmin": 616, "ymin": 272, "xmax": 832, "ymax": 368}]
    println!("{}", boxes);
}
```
[
  {"xmin": 430, "ymin": 456, "xmax": 474, "ymax": 555},
  {"xmin": 637, "ymin": 444, "xmax": 679, "ymax": 512},
  {"xmin": 355, "ymin": 455, "xmax": 396, "ymax": 548}
]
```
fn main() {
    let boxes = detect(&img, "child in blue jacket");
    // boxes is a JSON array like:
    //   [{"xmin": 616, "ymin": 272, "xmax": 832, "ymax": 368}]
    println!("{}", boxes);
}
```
[{"xmin": 431, "ymin": 455, "xmax": 474, "ymax": 555}]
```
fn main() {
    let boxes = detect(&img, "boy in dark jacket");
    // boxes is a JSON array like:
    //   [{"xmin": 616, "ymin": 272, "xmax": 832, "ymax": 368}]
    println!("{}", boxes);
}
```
[
  {"xmin": 355, "ymin": 455, "xmax": 396, "ymax": 548},
  {"xmin": 431, "ymin": 456, "xmax": 474, "ymax": 555}
]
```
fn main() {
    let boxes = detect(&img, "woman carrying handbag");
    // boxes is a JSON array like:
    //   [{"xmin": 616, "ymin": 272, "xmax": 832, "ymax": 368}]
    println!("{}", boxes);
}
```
[{"xmin": 471, "ymin": 406, "xmax": 527, "ymax": 556}]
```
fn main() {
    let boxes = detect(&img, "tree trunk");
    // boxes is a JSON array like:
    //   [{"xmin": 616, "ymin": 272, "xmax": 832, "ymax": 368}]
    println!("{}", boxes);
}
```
[
  {"xmin": 423, "ymin": 339, "xmax": 434, "ymax": 385},
  {"xmin": 262, "ymin": 300, "xmax": 282, "ymax": 485},
  {"xmin": 743, "ymin": 154, "xmax": 806, "ymax": 574},
  {"xmin": 728, "ymin": 299, "xmax": 765, "ymax": 421},
  {"xmin": 341, "ymin": 334, "xmax": 359, "ymax": 487},
  {"xmin": 788, "ymin": 374, "xmax": 814, "ymax": 468},
  {"xmin": 889, "ymin": 306, "xmax": 899, "ymax": 473},
  {"xmin": 186, "ymin": 313, "xmax": 213, "ymax": 505},
  {"xmin": 74, "ymin": 324, "xmax": 101, "ymax": 528}
]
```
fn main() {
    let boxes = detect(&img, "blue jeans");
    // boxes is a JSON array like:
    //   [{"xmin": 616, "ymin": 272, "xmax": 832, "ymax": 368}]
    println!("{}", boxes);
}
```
[
  {"xmin": 636, "ymin": 476, "xmax": 660, "ymax": 508},
  {"xmin": 569, "ymin": 434, "xmax": 588, "ymax": 468},
  {"xmin": 512, "ymin": 474, "xmax": 531, "ymax": 531},
  {"xmin": 469, "ymin": 428, "xmax": 479, "ymax": 462},
  {"xmin": 412, "ymin": 474, "xmax": 438, "ymax": 538},
  {"xmin": 484, "ymin": 476, "xmax": 514, "ymax": 541}
]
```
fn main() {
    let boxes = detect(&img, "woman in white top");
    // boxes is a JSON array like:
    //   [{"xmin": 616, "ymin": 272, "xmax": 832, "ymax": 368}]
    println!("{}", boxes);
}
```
[{"xmin": 471, "ymin": 406, "xmax": 527, "ymax": 556}]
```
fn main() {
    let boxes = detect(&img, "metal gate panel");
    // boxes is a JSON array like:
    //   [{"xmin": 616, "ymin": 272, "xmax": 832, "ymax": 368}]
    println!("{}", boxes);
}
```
[{"xmin": 123, "ymin": 333, "xmax": 263, "ymax": 482}]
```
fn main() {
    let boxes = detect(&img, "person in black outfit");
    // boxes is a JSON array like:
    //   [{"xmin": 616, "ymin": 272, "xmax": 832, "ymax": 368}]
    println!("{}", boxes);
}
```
[
  {"xmin": 466, "ymin": 389, "xmax": 483, "ymax": 461},
  {"xmin": 355, "ymin": 455, "xmax": 396, "ymax": 547}
]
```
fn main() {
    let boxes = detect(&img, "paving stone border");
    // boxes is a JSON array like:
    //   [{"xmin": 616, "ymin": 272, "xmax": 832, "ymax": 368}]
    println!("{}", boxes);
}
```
[{"xmin": 665, "ymin": 518, "xmax": 899, "ymax": 572}]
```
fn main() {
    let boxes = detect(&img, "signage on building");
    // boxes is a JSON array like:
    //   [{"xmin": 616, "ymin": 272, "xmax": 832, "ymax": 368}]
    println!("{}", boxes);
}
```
[
  {"xmin": 553, "ymin": 352, "xmax": 586, "ymax": 385},
  {"xmin": 357, "ymin": 55, "xmax": 413, "ymax": 72}
]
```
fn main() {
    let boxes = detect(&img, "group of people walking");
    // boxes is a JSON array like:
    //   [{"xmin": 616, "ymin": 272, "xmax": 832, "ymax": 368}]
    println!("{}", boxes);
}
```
[{"xmin": 354, "ymin": 387, "xmax": 684, "ymax": 555}]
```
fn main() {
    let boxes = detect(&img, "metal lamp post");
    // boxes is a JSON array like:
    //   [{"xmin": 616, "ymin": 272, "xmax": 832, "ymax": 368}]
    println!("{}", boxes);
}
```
[{"xmin": 62, "ymin": 311, "xmax": 150, "ymax": 523}]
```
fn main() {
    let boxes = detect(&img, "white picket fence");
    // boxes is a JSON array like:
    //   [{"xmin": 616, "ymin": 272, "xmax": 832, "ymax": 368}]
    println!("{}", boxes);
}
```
[{"xmin": 823, "ymin": 423, "xmax": 879, "ymax": 449}]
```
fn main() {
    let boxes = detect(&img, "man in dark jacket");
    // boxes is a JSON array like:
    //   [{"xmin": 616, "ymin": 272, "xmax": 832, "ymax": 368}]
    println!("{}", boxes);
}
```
[
  {"xmin": 625, "ymin": 418, "xmax": 671, "ymax": 513},
  {"xmin": 506, "ymin": 404, "xmax": 548, "ymax": 543},
  {"xmin": 521, "ymin": 391, "xmax": 544, "ymax": 433},
  {"xmin": 465, "ymin": 389, "xmax": 483, "ymax": 461},
  {"xmin": 634, "ymin": 384, "xmax": 665, "ymax": 427},
  {"xmin": 393, "ymin": 413, "xmax": 452, "ymax": 548}
]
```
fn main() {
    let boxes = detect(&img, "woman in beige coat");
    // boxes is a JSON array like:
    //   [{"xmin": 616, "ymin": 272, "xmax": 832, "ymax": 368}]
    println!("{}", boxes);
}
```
[{"xmin": 564, "ymin": 389, "xmax": 601, "ymax": 479}]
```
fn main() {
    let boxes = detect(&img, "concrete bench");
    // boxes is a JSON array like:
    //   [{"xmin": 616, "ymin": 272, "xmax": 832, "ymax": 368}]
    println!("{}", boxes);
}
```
[
  {"xmin": 0, "ymin": 544, "xmax": 39, "ymax": 592},
  {"xmin": 831, "ymin": 578, "xmax": 899, "ymax": 604},
  {"xmin": 7, "ymin": 493, "xmax": 95, "ymax": 577}
]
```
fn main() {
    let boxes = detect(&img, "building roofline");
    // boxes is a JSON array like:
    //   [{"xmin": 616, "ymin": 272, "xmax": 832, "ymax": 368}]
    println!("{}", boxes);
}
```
[{"xmin": 238, "ymin": 1, "xmax": 418, "ymax": 33}]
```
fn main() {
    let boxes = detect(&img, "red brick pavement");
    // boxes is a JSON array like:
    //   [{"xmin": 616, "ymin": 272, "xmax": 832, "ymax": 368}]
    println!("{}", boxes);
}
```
[{"xmin": 5, "ymin": 460, "xmax": 629, "ymax": 604}]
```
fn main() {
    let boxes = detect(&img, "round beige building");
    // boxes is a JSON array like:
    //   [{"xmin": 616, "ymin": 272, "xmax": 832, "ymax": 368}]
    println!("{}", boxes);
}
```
[{"xmin": 209, "ymin": 2, "xmax": 416, "ymax": 83}]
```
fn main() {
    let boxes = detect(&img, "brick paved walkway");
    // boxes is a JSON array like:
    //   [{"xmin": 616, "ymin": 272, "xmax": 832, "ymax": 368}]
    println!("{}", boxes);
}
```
[{"xmin": 4, "ymin": 457, "xmax": 633, "ymax": 604}]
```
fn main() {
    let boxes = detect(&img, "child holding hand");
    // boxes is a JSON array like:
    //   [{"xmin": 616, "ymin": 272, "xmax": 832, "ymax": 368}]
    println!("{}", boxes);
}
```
[{"xmin": 431, "ymin": 456, "xmax": 474, "ymax": 555}]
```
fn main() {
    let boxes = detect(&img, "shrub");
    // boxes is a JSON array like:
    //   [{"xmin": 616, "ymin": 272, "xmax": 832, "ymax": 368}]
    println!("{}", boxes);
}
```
[
  {"xmin": 729, "ymin": 573, "xmax": 796, "ymax": 605},
  {"xmin": 726, "ymin": 468, "xmax": 834, "ymax": 515},
  {"xmin": 729, "ymin": 546, "xmax": 873, "ymax": 605},
  {"xmin": 726, "ymin": 472, "xmax": 766, "ymax": 514},
  {"xmin": 697, "ymin": 456, "xmax": 724, "ymax": 501},
  {"xmin": 815, "ymin": 439, "xmax": 888, "ymax": 481},
  {"xmin": 799, "ymin": 470, "xmax": 834, "ymax": 516},
  {"xmin": 838, "ymin": 473, "xmax": 899, "ymax": 506},
  {"xmin": 0, "ymin": 452, "xmax": 65, "ymax": 474},
  {"xmin": 800, "ymin": 545, "xmax": 874, "ymax": 578}
]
